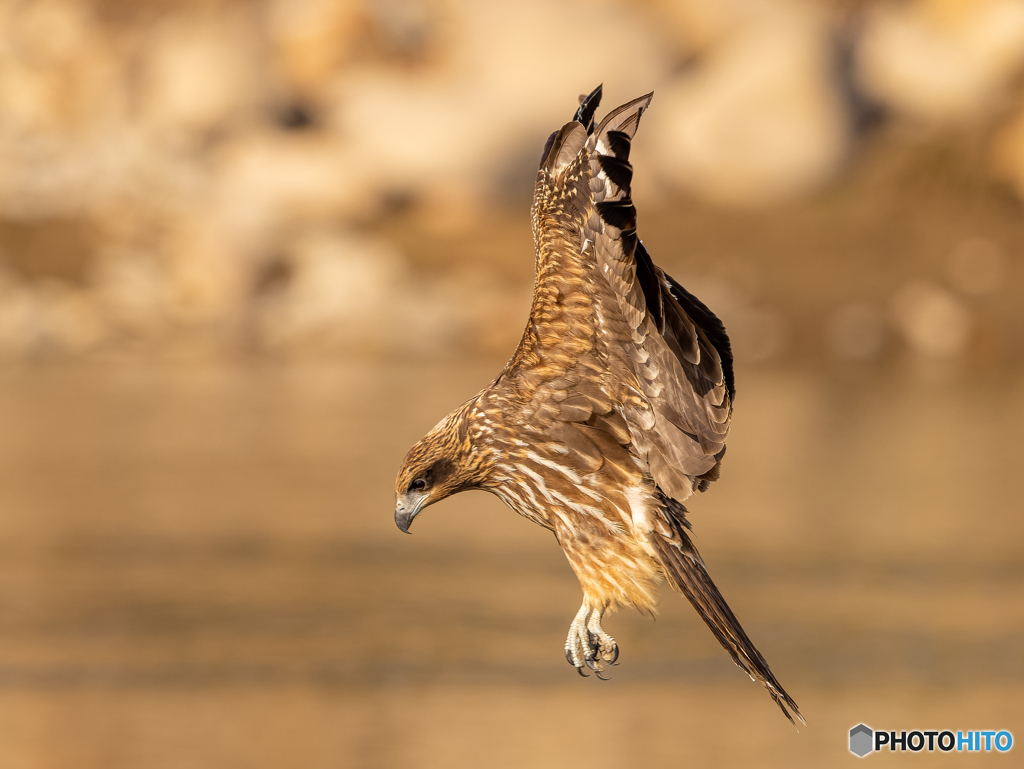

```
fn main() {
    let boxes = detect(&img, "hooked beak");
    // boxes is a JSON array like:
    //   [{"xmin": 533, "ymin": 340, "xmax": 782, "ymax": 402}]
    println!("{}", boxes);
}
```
[{"xmin": 394, "ymin": 493, "xmax": 427, "ymax": 534}]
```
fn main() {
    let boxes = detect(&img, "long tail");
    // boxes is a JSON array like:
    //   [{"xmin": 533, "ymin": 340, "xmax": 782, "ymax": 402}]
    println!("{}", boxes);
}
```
[{"xmin": 648, "ymin": 519, "xmax": 803, "ymax": 725}]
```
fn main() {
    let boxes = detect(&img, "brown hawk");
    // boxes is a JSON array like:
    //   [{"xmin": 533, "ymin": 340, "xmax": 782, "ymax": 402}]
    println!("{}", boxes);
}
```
[{"xmin": 394, "ymin": 86, "xmax": 801, "ymax": 723}]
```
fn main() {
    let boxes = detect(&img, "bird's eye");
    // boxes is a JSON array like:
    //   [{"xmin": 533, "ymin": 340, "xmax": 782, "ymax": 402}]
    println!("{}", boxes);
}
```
[{"xmin": 411, "ymin": 479, "xmax": 427, "ymax": 491}]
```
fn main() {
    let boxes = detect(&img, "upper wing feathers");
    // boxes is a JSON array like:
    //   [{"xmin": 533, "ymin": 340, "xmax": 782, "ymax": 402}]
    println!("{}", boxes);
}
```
[
  {"xmin": 584, "ymin": 92, "xmax": 734, "ymax": 501},
  {"xmin": 511, "ymin": 88, "xmax": 734, "ymax": 502}
]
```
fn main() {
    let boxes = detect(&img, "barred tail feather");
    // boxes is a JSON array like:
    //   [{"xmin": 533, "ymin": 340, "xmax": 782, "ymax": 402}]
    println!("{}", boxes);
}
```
[{"xmin": 649, "ymin": 528, "xmax": 803, "ymax": 725}]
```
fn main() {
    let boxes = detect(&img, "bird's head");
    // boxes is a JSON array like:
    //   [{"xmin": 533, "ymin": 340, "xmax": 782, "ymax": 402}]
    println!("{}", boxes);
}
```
[{"xmin": 394, "ymin": 405, "xmax": 486, "ymax": 533}]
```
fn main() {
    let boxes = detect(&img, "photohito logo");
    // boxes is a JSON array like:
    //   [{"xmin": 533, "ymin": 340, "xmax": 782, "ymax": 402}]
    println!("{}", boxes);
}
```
[{"xmin": 848, "ymin": 724, "xmax": 1013, "ymax": 757}]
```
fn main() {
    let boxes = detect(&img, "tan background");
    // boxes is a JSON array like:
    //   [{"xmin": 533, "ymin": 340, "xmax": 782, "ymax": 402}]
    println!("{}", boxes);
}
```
[{"xmin": 0, "ymin": 0, "xmax": 1023, "ymax": 766}]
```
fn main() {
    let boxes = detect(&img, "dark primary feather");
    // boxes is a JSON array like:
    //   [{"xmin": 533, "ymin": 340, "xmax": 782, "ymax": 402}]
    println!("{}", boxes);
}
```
[
  {"xmin": 664, "ymin": 270, "xmax": 736, "ymax": 402},
  {"xmin": 595, "ymin": 200, "xmax": 636, "ymax": 231},
  {"xmin": 574, "ymin": 84, "xmax": 603, "ymax": 134},
  {"xmin": 596, "ymin": 154, "xmax": 633, "ymax": 193},
  {"xmin": 633, "ymin": 240, "xmax": 665, "ymax": 332},
  {"xmin": 605, "ymin": 130, "xmax": 632, "ymax": 160}
]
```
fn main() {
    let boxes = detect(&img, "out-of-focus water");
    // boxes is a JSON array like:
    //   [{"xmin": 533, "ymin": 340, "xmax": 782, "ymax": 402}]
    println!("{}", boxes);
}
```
[{"xmin": 0, "ymin": 360, "xmax": 1020, "ymax": 768}]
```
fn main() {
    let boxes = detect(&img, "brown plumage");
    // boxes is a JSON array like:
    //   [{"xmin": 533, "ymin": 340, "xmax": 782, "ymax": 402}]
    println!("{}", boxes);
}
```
[{"xmin": 394, "ymin": 86, "xmax": 801, "ymax": 724}]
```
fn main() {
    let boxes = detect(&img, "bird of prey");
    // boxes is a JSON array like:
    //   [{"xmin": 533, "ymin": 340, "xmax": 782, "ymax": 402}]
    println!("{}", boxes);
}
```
[{"xmin": 394, "ymin": 86, "xmax": 801, "ymax": 723}]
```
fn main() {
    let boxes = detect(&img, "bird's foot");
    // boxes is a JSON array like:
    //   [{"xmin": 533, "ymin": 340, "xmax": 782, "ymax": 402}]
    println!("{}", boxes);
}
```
[{"xmin": 564, "ymin": 604, "xmax": 618, "ymax": 679}]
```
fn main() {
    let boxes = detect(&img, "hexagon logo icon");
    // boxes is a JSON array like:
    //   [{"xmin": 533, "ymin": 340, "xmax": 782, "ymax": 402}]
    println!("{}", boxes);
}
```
[{"xmin": 850, "ymin": 724, "xmax": 873, "ymax": 757}]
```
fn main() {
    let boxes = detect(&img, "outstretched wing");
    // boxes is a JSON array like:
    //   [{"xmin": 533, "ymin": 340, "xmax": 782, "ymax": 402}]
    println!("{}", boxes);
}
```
[
  {"xmin": 505, "ymin": 87, "xmax": 733, "ymax": 504},
  {"xmin": 581, "ymin": 93, "xmax": 734, "ymax": 502}
]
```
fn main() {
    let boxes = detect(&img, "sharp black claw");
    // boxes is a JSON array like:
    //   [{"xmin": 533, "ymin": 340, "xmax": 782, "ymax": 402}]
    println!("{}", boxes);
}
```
[
  {"xmin": 595, "ymin": 671, "xmax": 609, "ymax": 681},
  {"xmin": 565, "ymin": 648, "xmax": 574, "ymax": 666},
  {"xmin": 610, "ymin": 645, "xmax": 619, "ymax": 664},
  {"xmin": 584, "ymin": 657, "xmax": 600, "ymax": 671},
  {"xmin": 576, "ymin": 666, "xmax": 589, "ymax": 678}
]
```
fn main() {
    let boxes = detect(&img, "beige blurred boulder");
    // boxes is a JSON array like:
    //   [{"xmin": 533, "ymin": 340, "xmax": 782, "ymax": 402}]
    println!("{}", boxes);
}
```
[
  {"xmin": 857, "ymin": 0, "xmax": 1024, "ymax": 125},
  {"xmin": 140, "ymin": 9, "xmax": 263, "ymax": 139},
  {"xmin": 264, "ymin": 0, "xmax": 362, "ymax": 95},
  {"xmin": 891, "ymin": 281, "xmax": 973, "ymax": 359},
  {"xmin": 214, "ymin": 132, "xmax": 380, "ymax": 256},
  {"xmin": 403, "ymin": 265, "xmax": 530, "ymax": 357},
  {"xmin": 0, "ymin": 0, "xmax": 130, "ymax": 217},
  {"xmin": 0, "ymin": 278, "xmax": 105, "ymax": 357},
  {"xmin": 645, "ymin": 2, "xmax": 848, "ymax": 206},
  {"xmin": 92, "ymin": 249, "xmax": 168, "ymax": 336},
  {"xmin": 257, "ymin": 230, "xmax": 409, "ymax": 354},
  {"xmin": 35, "ymin": 283, "xmax": 106, "ymax": 353},
  {"xmin": 0, "ymin": 0, "xmax": 122, "ymax": 139},
  {"xmin": 254, "ymin": 228, "xmax": 530, "ymax": 359},
  {"xmin": 160, "ymin": 215, "xmax": 245, "ymax": 326},
  {"xmin": 644, "ymin": 0, "xmax": 801, "ymax": 53},
  {"xmin": 0, "ymin": 277, "xmax": 39, "ymax": 357},
  {"xmin": 93, "ymin": 212, "xmax": 245, "ymax": 338},
  {"xmin": 330, "ymin": 0, "xmax": 669, "ymax": 196}
]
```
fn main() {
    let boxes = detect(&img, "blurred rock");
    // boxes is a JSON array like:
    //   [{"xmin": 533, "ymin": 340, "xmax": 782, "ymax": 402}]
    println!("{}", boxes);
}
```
[
  {"xmin": 35, "ymin": 283, "xmax": 106, "ymax": 353},
  {"xmin": 253, "ymin": 227, "xmax": 529, "ymax": 359},
  {"xmin": 946, "ymin": 237, "xmax": 1005, "ymax": 296},
  {"xmin": 92, "ymin": 249, "xmax": 167, "ymax": 337},
  {"xmin": 0, "ymin": 216, "xmax": 94, "ymax": 283},
  {"xmin": 891, "ymin": 281, "xmax": 973, "ymax": 359},
  {"xmin": 0, "ymin": 277, "xmax": 38, "ymax": 358},
  {"xmin": 0, "ymin": 0, "xmax": 121, "ymax": 139},
  {"xmin": 365, "ymin": 0, "xmax": 435, "ymax": 61},
  {"xmin": 407, "ymin": 265, "xmax": 530, "ymax": 356},
  {"xmin": 0, "ymin": 0, "xmax": 129, "ymax": 217},
  {"xmin": 0, "ymin": 278, "xmax": 105, "ymax": 357},
  {"xmin": 256, "ymin": 230, "xmax": 408, "ymax": 354},
  {"xmin": 160, "ymin": 215, "xmax": 244, "ymax": 326},
  {"xmin": 214, "ymin": 133, "xmax": 380, "ymax": 255},
  {"xmin": 329, "ymin": 0, "xmax": 668, "ymax": 198},
  {"xmin": 139, "ymin": 9, "xmax": 263, "ymax": 141},
  {"xmin": 645, "ymin": 1, "xmax": 848, "ymax": 206},
  {"xmin": 411, "ymin": 181, "xmax": 489, "ymax": 237},
  {"xmin": 643, "ymin": 0, "xmax": 754, "ymax": 52},
  {"xmin": 264, "ymin": 0, "xmax": 362, "ymax": 97},
  {"xmin": 857, "ymin": 0, "xmax": 1024, "ymax": 125},
  {"xmin": 827, "ymin": 302, "xmax": 886, "ymax": 361}
]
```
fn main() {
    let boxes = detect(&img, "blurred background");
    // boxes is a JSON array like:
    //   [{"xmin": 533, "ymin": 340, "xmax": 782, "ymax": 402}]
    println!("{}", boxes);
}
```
[{"xmin": 0, "ymin": 0, "xmax": 1022, "ymax": 766}]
